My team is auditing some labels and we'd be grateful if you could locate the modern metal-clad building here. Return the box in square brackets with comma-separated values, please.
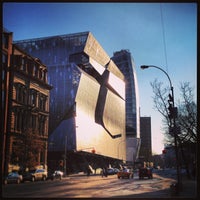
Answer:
[15, 32, 126, 171]
[112, 49, 140, 163]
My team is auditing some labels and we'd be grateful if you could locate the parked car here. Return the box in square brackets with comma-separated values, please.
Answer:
[139, 167, 153, 179]
[4, 172, 23, 184]
[48, 170, 64, 180]
[23, 169, 48, 182]
[117, 168, 134, 179]
[107, 168, 119, 175]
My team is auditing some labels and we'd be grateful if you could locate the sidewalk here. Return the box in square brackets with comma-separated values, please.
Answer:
[177, 176, 197, 198]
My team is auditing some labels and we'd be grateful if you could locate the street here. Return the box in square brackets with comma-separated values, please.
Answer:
[3, 169, 190, 198]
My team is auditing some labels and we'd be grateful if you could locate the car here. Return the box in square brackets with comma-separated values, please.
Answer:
[139, 167, 153, 179]
[107, 168, 116, 175]
[117, 168, 134, 179]
[4, 172, 23, 184]
[100, 168, 119, 176]
[48, 170, 64, 180]
[22, 169, 48, 182]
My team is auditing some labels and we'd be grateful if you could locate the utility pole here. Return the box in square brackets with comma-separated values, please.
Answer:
[140, 65, 181, 195]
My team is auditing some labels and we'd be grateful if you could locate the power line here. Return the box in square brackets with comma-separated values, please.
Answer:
[160, 3, 169, 73]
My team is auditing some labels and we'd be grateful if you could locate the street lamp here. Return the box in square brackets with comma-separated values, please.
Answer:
[140, 65, 181, 194]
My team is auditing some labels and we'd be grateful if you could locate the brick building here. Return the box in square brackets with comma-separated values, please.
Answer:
[2, 29, 52, 175]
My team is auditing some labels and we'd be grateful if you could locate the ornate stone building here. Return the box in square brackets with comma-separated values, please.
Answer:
[2, 29, 52, 174]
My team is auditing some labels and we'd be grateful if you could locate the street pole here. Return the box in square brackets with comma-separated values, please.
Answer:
[140, 65, 181, 194]
[64, 135, 67, 176]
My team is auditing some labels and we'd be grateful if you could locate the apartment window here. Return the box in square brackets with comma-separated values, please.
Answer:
[43, 71, 47, 83]
[38, 115, 46, 136]
[40, 151, 44, 163]
[15, 83, 27, 104]
[14, 55, 22, 70]
[14, 110, 26, 132]
[2, 53, 8, 67]
[21, 57, 27, 72]
[38, 94, 47, 111]
[15, 110, 22, 132]
[2, 54, 7, 83]
[38, 68, 43, 80]
[27, 58, 34, 76]
[29, 89, 37, 107]
[3, 33, 9, 49]
[33, 63, 39, 78]
[31, 114, 37, 133]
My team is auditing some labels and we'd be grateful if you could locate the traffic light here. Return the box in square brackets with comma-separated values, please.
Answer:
[168, 105, 178, 119]
[167, 93, 178, 119]
[168, 102, 173, 119]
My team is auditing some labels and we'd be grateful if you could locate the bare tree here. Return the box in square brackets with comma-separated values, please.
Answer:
[177, 82, 197, 143]
[150, 80, 197, 178]
[150, 80, 197, 144]
[150, 79, 172, 144]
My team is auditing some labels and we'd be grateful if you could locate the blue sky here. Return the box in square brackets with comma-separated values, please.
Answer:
[3, 2, 197, 154]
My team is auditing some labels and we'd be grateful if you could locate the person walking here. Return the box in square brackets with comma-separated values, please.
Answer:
[87, 166, 91, 176]
[102, 167, 107, 177]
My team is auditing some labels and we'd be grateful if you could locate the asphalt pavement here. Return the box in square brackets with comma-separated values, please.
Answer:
[2, 169, 197, 198]
[66, 169, 197, 198]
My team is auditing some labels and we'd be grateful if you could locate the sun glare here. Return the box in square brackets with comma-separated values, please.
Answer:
[108, 73, 125, 99]
[76, 109, 103, 151]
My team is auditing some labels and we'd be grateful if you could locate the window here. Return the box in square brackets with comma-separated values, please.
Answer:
[14, 110, 27, 132]
[33, 63, 39, 78]
[14, 55, 22, 70]
[27, 58, 34, 76]
[3, 33, 9, 49]
[21, 57, 27, 72]
[29, 89, 37, 107]
[39, 68, 43, 80]
[38, 94, 47, 111]
[2, 53, 8, 67]
[15, 83, 27, 104]
[40, 151, 44, 163]
[43, 71, 47, 82]
[15, 111, 22, 132]
[38, 115, 46, 135]
[31, 114, 37, 133]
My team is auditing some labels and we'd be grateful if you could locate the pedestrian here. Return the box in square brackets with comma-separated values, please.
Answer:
[101, 168, 104, 177]
[87, 166, 91, 176]
[102, 167, 107, 177]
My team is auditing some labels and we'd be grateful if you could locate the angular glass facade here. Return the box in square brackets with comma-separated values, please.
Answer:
[112, 49, 140, 162]
[112, 50, 140, 137]
[15, 32, 126, 164]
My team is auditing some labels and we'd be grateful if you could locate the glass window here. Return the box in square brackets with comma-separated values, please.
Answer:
[3, 33, 9, 49]
[31, 114, 37, 133]
[29, 89, 37, 107]
[38, 94, 47, 111]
